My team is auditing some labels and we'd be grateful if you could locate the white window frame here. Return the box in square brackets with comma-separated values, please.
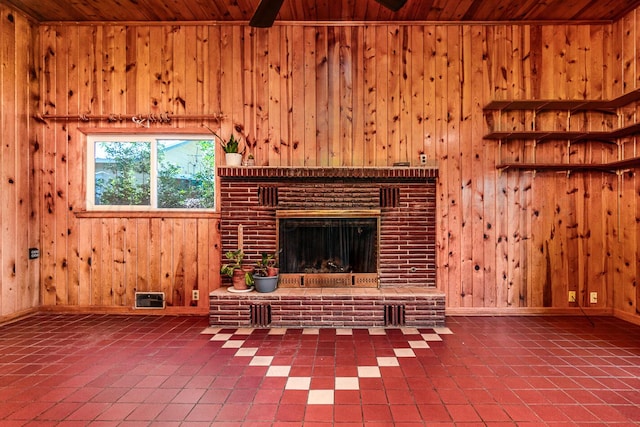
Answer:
[86, 133, 215, 211]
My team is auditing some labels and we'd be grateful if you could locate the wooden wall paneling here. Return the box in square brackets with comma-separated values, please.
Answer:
[288, 25, 303, 165]
[172, 25, 186, 118]
[54, 25, 70, 307]
[18, 14, 38, 312]
[434, 25, 450, 301]
[375, 25, 388, 166]
[135, 218, 149, 293]
[339, 26, 354, 166]
[161, 26, 176, 115]
[520, 26, 534, 307]
[387, 25, 401, 165]
[303, 27, 317, 166]
[267, 26, 282, 166]
[100, 218, 113, 305]
[280, 26, 293, 166]
[327, 27, 340, 166]
[351, 26, 365, 166]
[147, 26, 163, 115]
[243, 27, 256, 161]
[469, 25, 487, 307]
[183, 25, 198, 117]
[66, 26, 81, 307]
[409, 26, 424, 166]
[171, 218, 184, 306]
[184, 218, 197, 306]
[123, 219, 136, 306]
[231, 26, 245, 155]
[1, 7, 16, 314]
[129, 26, 145, 113]
[160, 218, 173, 304]
[77, 219, 92, 306]
[423, 26, 437, 165]
[112, 218, 126, 306]
[459, 25, 474, 307]
[148, 218, 162, 293]
[480, 26, 498, 307]
[315, 26, 329, 166]
[363, 25, 376, 166]
[447, 24, 463, 306]
[492, 25, 510, 307]
[89, 218, 101, 305]
[254, 28, 269, 165]
[505, 25, 524, 308]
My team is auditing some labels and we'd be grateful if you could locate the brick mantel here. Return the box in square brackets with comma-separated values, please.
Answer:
[218, 166, 438, 180]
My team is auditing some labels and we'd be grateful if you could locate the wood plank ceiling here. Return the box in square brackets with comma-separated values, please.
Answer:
[4, 0, 640, 23]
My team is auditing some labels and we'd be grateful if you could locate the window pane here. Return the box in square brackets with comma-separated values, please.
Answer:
[94, 141, 151, 206]
[157, 139, 215, 209]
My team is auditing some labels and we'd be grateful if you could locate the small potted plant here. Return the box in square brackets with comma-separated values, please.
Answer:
[220, 249, 254, 290]
[203, 125, 244, 166]
[252, 252, 278, 293]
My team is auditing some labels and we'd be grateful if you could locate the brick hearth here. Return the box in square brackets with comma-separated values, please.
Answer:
[209, 287, 445, 328]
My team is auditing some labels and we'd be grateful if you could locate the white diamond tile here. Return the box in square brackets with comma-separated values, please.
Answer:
[394, 348, 416, 358]
[357, 366, 381, 378]
[285, 376, 312, 390]
[210, 333, 233, 341]
[266, 365, 291, 377]
[377, 356, 400, 367]
[408, 340, 430, 349]
[249, 356, 274, 366]
[433, 327, 453, 335]
[336, 329, 353, 335]
[221, 340, 245, 348]
[421, 333, 442, 341]
[308, 389, 334, 405]
[235, 347, 258, 357]
[335, 377, 359, 390]
[268, 328, 287, 335]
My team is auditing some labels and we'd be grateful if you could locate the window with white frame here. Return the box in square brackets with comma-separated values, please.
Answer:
[86, 134, 216, 210]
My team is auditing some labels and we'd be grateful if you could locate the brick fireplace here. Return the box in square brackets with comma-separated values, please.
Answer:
[209, 166, 445, 327]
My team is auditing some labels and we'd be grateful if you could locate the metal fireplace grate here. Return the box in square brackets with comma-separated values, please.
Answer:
[250, 304, 272, 326]
[384, 304, 406, 326]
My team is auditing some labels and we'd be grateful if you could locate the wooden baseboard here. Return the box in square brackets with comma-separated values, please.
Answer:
[37, 305, 209, 316]
[613, 309, 640, 326]
[445, 307, 614, 316]
[0, 307, 39, 326]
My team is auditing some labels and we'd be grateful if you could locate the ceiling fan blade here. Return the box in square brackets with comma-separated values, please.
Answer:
[249, 0, 286, 27]
[374, 0, 408, 12]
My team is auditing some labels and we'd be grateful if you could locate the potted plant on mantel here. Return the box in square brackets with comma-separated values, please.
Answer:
[220, 249, 254, 291]
[203, 125, 244, 166]
[252, 252, 279, 293]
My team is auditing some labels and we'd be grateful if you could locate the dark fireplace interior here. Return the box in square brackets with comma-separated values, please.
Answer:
[279, 217, 378, 275]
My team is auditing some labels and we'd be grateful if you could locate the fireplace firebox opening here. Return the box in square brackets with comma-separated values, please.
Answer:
[277, 209, 380, 288]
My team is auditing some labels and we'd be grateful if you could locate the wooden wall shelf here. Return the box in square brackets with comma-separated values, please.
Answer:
[485, 90, 640, 172]
[496, 156, 640, 173]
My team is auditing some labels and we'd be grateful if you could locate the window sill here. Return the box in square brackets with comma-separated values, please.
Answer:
[75, 210, 220, 219]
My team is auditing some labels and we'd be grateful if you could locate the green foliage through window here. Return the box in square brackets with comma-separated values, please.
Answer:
[92, 136, 215, 209]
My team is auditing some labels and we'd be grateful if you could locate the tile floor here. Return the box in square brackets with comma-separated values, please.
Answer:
[0, 313, 639, 426]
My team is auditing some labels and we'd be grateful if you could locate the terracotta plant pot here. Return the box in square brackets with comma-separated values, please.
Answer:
[232, 268, 247, 290]
[266, 266, 279, 277]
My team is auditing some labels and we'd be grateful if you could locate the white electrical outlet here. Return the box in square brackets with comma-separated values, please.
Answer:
[589, 292, 597, 304]
[192, 290, 199, 301]
[419, 153, 427, 165]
